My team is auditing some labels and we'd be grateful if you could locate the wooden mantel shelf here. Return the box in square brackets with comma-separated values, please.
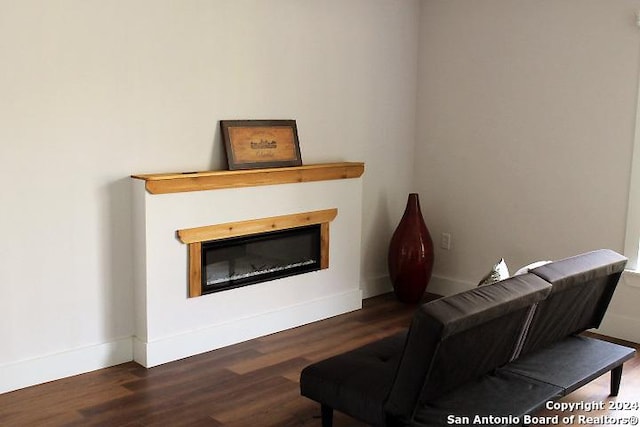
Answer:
[131, 162, 365, 194]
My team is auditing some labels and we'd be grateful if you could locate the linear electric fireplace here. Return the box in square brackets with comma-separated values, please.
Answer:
[201, 225, 320, 294]
[177, 208, 337, 298]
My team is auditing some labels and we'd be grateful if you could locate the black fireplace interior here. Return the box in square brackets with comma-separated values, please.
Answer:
[201, 224, 321, 294]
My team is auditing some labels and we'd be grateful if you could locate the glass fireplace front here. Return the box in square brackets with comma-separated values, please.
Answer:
[200, 224, 321, 295]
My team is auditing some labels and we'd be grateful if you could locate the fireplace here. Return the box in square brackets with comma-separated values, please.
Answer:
[201, 224, 321, 295]
[177, 208, 337, 298]
[131, 163, 364, 367]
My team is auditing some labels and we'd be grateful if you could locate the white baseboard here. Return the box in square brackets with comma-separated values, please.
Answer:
[361, 274, 472, 300]
[0, 337, 132, 395]
[360, 275, 393, 299]
[1, 290, 364, 393]
[4, 273, 632, 396]
[134, 289, 363, 368]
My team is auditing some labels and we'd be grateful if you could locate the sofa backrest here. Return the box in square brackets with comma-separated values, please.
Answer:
[384, 273, 552, 423]
[519, 249, 627, 356]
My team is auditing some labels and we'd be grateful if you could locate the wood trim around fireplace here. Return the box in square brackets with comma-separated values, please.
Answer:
[177, 209, 337, 244]
[131, 162, 364, 194]
[178, 208, 338, 298]
[188, 243, 202, 299]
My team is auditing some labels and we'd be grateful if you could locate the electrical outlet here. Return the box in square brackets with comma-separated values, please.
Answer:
[440, 232, 451, 250]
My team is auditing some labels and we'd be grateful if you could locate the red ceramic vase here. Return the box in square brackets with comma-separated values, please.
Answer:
[388, 193, 434, 303]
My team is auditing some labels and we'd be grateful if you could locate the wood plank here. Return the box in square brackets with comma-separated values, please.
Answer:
[189, 242, 202, 298]
[131, 162, 365, 194]
[320, 222, 330, 270]
[177, 209, 337, 244]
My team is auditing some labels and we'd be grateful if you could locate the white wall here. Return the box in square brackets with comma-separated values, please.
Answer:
[416, 0, 640, 342]
[0, 0, 419, 393]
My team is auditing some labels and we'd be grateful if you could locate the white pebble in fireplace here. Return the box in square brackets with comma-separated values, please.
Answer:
[131, 163, 364, 367]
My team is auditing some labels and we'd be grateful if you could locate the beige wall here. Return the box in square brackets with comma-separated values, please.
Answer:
[415, 0, 640, 341]
[417, 0, 639, 284]
[0, 0, 419, 392]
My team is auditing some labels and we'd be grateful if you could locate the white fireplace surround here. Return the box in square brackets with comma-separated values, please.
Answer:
[131, 165, 364, 367]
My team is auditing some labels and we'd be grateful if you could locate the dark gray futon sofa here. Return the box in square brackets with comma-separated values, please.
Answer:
[300, 249, 636, 426]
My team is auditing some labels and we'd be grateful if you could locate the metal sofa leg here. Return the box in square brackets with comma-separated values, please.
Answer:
[610, 365, 623, 396]
[321, 404, 333, 427]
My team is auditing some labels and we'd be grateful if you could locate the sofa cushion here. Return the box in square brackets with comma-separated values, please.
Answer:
[300, 332, 407, 426]
[520, 249, 627, 355]
[502, 335, 635, 394]
[411, 371, 563, 427]
[385, 274, 552, 423]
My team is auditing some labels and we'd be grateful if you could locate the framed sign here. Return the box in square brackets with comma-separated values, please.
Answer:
[220, 120, 303, 170]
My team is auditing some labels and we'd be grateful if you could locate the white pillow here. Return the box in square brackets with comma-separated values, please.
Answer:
[514, 260, 552, 276]
[478, 258, 510, 286]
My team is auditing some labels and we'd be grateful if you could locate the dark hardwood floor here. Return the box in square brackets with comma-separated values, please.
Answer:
[0, 293, 638, 426]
